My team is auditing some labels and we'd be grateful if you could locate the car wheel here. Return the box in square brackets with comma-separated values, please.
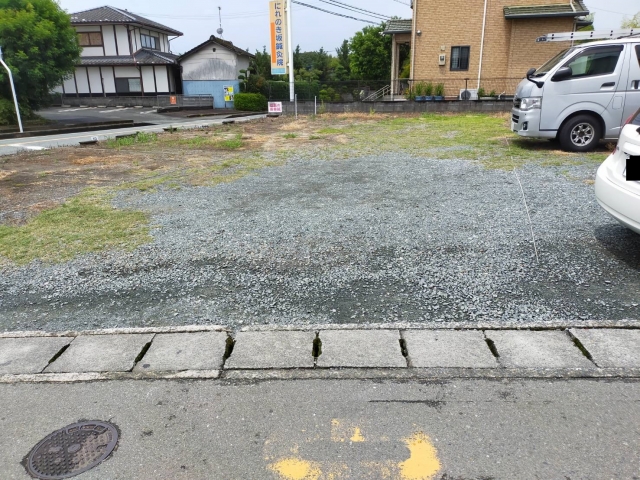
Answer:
[559, 115, 602, 152]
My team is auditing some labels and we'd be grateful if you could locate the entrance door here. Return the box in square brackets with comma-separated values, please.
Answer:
[622, 44, 640, 126]
[540, 44, 626, 136]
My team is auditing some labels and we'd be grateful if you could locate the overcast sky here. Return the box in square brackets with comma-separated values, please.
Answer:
[57, 0, 639, 55]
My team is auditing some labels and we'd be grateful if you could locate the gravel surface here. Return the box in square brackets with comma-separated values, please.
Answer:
[1, 153, 639, 331]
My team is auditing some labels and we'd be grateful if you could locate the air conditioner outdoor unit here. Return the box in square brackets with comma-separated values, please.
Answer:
[459, 89, 478, 101]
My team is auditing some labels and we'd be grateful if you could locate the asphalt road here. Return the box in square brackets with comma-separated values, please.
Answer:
[37, 105, 176, 125]
[1, 377, 639, 479]
[0, 113, 265, 155]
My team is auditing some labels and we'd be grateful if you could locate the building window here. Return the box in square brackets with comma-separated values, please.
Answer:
[450, 46, 470, 71]
[115, 78, 142, 93]
[141, 34, 159, 50]
[78, 32, 103, 47]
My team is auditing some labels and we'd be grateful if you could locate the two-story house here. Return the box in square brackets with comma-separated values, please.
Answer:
[385, 0, 592, 97]
[54, 6, 183, 97]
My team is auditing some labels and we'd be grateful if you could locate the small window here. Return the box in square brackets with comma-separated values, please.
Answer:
[141, 34, 159, 50]
[450, 46, 470, 71]
[563, 45, 623, 78]
[78, 32, 103, 46]
[115, 78, 142, 93]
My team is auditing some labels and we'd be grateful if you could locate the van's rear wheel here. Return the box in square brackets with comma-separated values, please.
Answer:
[559, 115, 602, 152]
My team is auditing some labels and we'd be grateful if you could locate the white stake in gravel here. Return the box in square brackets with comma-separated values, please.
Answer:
[505, 137, 540, 264]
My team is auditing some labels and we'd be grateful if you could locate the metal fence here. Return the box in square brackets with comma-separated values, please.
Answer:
[156, 94, 214, 108]
[399, 78, 524, 100]
[257, 77, 524, 102]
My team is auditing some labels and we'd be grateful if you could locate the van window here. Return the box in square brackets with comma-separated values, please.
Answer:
[534, 47, 577, 76]
[636, 45, 640, 66]
[563, 45, 623, 78]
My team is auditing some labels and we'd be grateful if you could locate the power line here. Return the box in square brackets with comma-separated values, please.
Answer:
[316, 0, 391, 20]
[292, 0, 379, 23]
[391, 0, 412, 6]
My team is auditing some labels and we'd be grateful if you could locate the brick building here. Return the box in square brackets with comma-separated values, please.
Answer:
[385, 0, 591, 97]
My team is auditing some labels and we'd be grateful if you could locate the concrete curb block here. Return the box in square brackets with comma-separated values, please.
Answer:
[0, 325, 229, 339]
[0, 369, 221, 384]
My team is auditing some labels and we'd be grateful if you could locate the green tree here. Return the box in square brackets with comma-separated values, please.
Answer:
[254, 46, 273, 80]
[0, 0, 80, 114]
[349, 24, 391, 81]
[335, 39, 350, 76]
[621, 11, 640, 28]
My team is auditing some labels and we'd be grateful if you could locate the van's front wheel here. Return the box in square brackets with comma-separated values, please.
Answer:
[559, 115, 602, 152]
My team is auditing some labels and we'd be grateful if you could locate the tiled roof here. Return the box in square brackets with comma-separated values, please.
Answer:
[504, 1, 589, 18]
[79, 49, 179, 66]
[178, 36, 255, 61]
[70, 6, 183, 36]
[383, 19, 413, 34]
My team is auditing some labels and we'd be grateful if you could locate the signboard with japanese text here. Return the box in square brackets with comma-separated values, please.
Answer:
[224, 85, 234, 102]
[269, 1, 288, 75]
[268, 102, 283, 113]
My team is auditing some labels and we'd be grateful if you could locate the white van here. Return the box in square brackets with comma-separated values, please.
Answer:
[511, 37, 640, 151]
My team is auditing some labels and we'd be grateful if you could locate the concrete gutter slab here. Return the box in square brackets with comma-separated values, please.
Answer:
[45, 334, 154, 373]
[570, 329, 640, 368]
[225, 331, 315, 369]
[134, 332, 228, 372]
[317, 330, 406, 368]
[487, 330, 593, 368]
[0, 337, 72, 374]
[404, 330, 498, 368]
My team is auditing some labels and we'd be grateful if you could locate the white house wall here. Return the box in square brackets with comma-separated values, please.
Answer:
[81, 46, 103, 57]
[114, 66, 140, 78]
[154, 65, 169, 92]
[62, 76, 76, 94]
[115, 25, 130, 55]
[75, 67, 90, 94]
[181, 44, 240, 81]
[102, 67, 116, 93]
[141, 66, 156, 92]
[102, 26, 117, 56]
[87, 67, 102, 93]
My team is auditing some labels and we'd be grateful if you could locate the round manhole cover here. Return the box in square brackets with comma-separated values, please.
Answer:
[24, 421, 119, 479]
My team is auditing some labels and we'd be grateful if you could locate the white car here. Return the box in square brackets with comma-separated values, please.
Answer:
[595, 108, 640, 234]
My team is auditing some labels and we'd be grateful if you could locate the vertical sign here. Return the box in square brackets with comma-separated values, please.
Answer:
[269, 1, 288, 75]
[223, 85, 234, 102]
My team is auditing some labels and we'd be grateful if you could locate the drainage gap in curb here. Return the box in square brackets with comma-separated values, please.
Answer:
[484, 336, 500, 359]
[223, 335, 236, 365]
[312, 333, 322, 359]
[399, 338, 408, 358]
[45, 342, 71, 368]
[131, 341, 153, 371]
[566, 330, 598, 366]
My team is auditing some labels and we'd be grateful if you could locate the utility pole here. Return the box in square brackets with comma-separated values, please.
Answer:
[0, 46, 23, 133]
[286, 0, 294, 102]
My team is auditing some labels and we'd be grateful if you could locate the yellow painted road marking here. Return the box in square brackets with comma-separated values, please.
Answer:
[398, 432, 441, 480]
[269, 457, 322, 480]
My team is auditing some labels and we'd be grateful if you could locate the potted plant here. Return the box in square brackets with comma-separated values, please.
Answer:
[405, 86, 416, 101]
[434, 83, 445, 101]
[424, 82, 434, 101]
[478, 87, 492, 100]
[414, 82, 425, 102]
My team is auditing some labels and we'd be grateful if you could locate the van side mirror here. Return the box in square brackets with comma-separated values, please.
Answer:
[552, 66, 573, 82]
[526, 68, 537, 77]
[525, 67, 544, 88]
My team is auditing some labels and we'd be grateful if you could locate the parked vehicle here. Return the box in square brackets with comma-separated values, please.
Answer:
[595, 108, 640, 234]
[511, 37, 640, 152]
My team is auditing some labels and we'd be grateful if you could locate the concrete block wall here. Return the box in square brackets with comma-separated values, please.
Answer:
[281, 100, 512, 115]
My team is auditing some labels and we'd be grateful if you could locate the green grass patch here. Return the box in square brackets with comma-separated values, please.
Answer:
[105, 131, 158, 148]
[283, 133, 297, 139]
[0, 189, 151, 265]
[316, 127, 344, 134]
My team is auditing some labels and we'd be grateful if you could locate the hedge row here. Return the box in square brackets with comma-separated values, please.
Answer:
[234, 93, 268, 112]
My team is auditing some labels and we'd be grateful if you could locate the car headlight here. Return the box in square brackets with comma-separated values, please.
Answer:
[520, 97, 542, 110]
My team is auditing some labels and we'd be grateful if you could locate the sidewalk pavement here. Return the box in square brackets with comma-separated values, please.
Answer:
[1, 325, 639, 382]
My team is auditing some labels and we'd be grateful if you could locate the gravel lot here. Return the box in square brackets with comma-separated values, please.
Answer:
[1, 146, 638, 332]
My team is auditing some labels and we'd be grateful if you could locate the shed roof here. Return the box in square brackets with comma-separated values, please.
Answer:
[178, 36, 255, 61]
[504, 1, 589, 19]
[383, 19, 413, 35]
[70, 6, 183, 36]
